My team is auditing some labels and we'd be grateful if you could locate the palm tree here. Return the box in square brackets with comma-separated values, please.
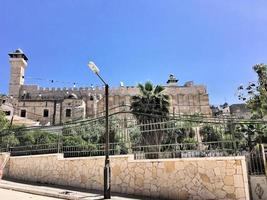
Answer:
[130, 82, 170, 147]
[131, 82, 170, 120]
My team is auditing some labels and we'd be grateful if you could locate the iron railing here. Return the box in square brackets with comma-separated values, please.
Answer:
[4, 142, 131, 157]
[132, 141, 246, 159]
[9, 143, 60, 156]
[2, 141, 249, 160]
[245, 144, 267, 175]
[63, 143, 130, 158]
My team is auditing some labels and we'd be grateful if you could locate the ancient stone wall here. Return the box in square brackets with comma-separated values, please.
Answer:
[14, 83, 211, 125]
[1, 154, 249, 200]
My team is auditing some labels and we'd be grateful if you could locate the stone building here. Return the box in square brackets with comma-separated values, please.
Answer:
[4, 49, 211, 125]
[229, 104, 252, 119]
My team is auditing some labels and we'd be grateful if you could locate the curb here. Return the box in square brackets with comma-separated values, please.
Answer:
[0, 183, 81, 200]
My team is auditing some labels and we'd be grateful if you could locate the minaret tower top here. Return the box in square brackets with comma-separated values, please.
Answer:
[166, 74, 178, 86]
[8, 48, 28, 61]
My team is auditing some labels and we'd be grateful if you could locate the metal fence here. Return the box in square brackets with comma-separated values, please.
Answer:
[3, 140, 247, 159]
[9, 143, 60, 156]
[63, 143, 130, 158]
[133, 140, 246, 159]
[246, 144, 266, 175]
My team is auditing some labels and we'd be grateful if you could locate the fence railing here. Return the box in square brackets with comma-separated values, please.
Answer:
[9, 143, 60, 157]
[63, 143, 130, 158]
[132, 141, 246, 159]
[1, 141, 249, 160]
[4, 142, 131, 158]
[0, 147, 9, 153]
[245, 144, 267, 175]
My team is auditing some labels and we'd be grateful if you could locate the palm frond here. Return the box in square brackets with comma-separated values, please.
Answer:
[144, 82, 153, 92]
[154, 85, 164, 95]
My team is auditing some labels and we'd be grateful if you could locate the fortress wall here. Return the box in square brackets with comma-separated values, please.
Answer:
[19, 84, 209, 99]
[15, 84, 211, 123]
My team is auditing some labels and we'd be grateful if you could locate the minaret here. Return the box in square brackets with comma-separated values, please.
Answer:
[8, 49, 28, 98]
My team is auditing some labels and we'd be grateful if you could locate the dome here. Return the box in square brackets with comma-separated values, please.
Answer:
[15, 48, 23, 53]
[67, 93, 78, 99]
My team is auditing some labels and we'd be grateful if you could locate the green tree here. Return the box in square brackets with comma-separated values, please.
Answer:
[238, 64, 267, 119]
[0, 110, 9, 132]
[18, 130, 58, 146]
[62, 116, 122, 146]
[131, 82, 170, 120]
[63, 135, 87, 146]
[130, 82, 170, 146]
[0, 110, 19, 148]
[200, 125, 222, 142]
[235, 123, 267, 149]
[1, 134, 19, 148]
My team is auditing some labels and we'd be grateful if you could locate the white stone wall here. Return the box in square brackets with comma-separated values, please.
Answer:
[1, 154, 249, 200]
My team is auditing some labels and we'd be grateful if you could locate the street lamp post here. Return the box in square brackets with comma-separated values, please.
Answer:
[88, 61, 111, 199]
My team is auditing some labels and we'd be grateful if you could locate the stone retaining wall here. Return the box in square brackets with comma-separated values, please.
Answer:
[1, 154, 249, 200]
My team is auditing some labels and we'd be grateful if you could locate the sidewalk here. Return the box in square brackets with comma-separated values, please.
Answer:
[0, 179, 148, 200]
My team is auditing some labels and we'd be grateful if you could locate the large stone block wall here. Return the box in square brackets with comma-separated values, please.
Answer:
[16, 83, 211, 125]
[1, 154, 249, 200]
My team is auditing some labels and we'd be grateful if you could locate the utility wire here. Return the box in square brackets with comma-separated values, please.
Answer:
[25, 76, 105, 88]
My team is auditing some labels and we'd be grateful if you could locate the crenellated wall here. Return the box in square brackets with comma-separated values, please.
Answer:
[1, 154, 249, 200]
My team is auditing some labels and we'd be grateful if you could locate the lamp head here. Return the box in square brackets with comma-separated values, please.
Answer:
[88, 61, 100, 74]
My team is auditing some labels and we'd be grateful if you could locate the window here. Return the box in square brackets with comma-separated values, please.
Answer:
[43, 109, 49, 117]
[4, 111, 10, 116]
[26, 93, 30, 99]
[20, 109, 26, 118]
[66, 109, 71, 117]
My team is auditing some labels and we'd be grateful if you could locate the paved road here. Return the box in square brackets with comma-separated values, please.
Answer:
[0, 180, 148, 200]
[0, 188, 62, 200]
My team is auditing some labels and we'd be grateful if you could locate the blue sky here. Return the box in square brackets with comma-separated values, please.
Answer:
[1, 0, 267, 105]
